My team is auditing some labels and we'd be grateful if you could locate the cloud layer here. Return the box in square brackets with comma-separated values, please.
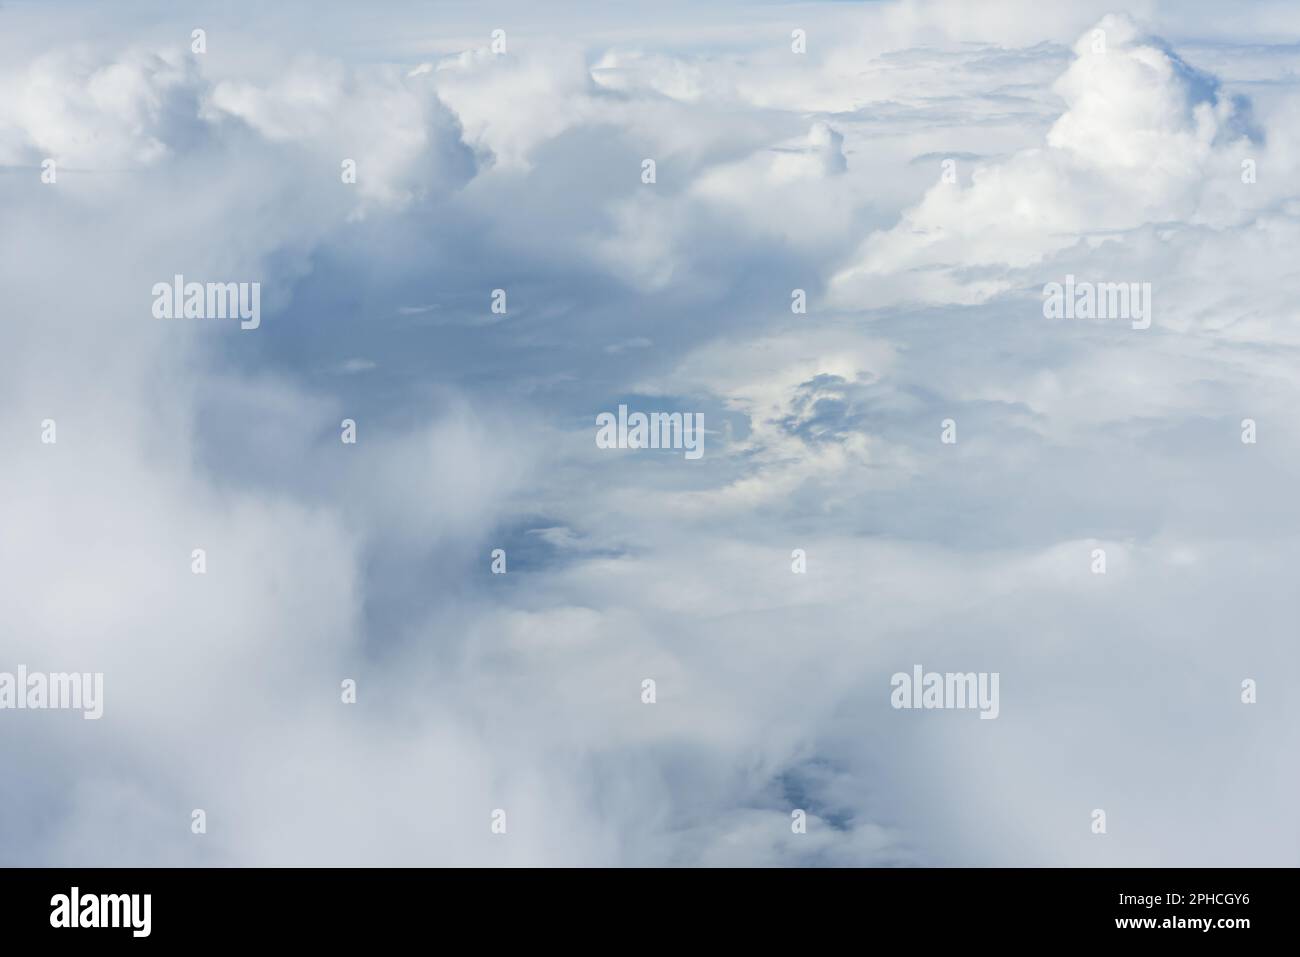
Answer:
[1, 0, 1297, 866]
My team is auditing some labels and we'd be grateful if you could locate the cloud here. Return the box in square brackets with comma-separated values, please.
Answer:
[830, 14, 1260, 308]
[1, 1, 1297, 868]
[0, 48, 205, 167]
[207, 58, 478, 208]
[423, 44, 597, 172]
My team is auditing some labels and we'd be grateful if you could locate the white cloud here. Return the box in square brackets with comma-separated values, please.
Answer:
[0, 48, 204, 167]
[830, 14, 1259, 308]
[2, 1, 1297, 868]
[207, 58, 477, 208]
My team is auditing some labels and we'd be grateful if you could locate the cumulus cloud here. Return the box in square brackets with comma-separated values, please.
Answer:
[0, 48, 205, 167]
[207, 59, 478, 207]
[830, 14, 1261, 307]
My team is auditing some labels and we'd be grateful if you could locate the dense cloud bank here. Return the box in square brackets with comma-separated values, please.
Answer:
[1, 0, 1296, 865]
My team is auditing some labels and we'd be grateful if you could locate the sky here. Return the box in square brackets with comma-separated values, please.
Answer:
[0, 0, 1297, 866]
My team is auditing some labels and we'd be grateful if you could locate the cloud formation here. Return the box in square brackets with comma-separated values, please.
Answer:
[1, 0, 1297, 867]
[831, 14, 1262, 307]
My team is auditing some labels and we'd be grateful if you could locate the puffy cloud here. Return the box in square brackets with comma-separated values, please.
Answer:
[590, 120, 863, 291]
[830, 14, 1260, 307]
[0, 48, 205, 167]
[207, 59, 478, 208]
[0, 43, 477, 213]
[422, 44, 598, 172]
